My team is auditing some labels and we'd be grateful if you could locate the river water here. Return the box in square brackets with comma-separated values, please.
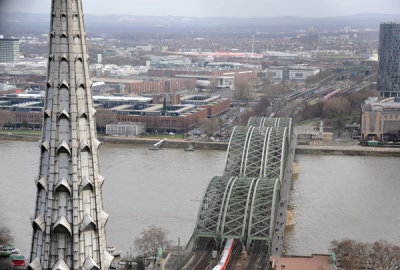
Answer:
[284, 154, 400, 255]
[0, 140, 399, 257]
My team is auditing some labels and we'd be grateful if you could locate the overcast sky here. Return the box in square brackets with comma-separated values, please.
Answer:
[1, 0, 399, 17]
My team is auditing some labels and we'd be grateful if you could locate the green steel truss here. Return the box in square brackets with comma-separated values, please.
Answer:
[223, 126, 253, 177]
[262, 117, 279, 128]
[263, 127, 288, 182]
[220, 178, 256, 240]
[248, 116, 292, 136]
[195, 176, 233, 238]
[247, 117, 263, 127]
[194, 117, 292, 251]
[247, 178, 280, 249]
[242, 127, 270, 178]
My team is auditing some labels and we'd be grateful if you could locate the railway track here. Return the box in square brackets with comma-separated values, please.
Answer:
[225, 241, 243, 270]
[245, 240, 268, 270]
[180, 238, 215, 270]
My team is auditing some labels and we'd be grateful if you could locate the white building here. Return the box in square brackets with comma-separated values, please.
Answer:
[106, 122, 146, 137]
[265, 65, 320, 81]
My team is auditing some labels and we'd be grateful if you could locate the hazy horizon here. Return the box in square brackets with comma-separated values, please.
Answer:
[0, 0, 399, 18]
[1, 10, 400, 19]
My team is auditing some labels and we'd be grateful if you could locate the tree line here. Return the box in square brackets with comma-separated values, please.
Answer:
[331, 239, 400, 270]
[0, 226, 13, 245]
[297, 90, 376, 130]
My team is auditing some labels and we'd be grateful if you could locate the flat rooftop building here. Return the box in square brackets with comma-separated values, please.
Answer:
[265, 65, 320, 81]
[113, 103, 207, 133]
[181, 95, 231, 117]
[111, 95, 230, 132]
[0, 92, 230, 133]
[92, 77, 196, 94]
[175, 74, 234, 89]
[148, 67, 257, 82]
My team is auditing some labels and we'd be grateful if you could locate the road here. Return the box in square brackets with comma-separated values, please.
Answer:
[270, 129, 298, 256]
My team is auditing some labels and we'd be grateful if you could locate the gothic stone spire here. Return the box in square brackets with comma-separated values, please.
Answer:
[28, 1, 112, 269]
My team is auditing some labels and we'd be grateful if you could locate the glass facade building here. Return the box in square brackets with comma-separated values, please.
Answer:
[378, 23, 400, 98]
[0, 39, 19, 63]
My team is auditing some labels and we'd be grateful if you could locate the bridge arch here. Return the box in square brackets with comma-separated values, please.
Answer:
[193, 117, 292, 256]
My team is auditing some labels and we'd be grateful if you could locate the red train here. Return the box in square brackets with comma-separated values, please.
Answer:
[212, 239, 235, 270]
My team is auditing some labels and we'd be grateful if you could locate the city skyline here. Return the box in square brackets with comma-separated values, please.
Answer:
[1, 0, 400, 18]
[1, 0, 400, 268]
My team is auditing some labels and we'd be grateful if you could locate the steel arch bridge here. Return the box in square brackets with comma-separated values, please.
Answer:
[193, 117, 292, 253]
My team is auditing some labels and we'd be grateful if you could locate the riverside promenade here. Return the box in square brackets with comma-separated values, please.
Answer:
[1, 132, 400, 156]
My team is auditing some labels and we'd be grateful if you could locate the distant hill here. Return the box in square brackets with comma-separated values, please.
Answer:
[1, 12, 399, 36]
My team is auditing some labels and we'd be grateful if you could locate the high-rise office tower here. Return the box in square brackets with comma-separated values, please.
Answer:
[378, 23, 400, 98]
[28, 1, 113, 269]
[0, 38, 19, 62]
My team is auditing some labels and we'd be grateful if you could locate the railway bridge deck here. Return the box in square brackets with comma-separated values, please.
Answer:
[180, 117, 296, 270]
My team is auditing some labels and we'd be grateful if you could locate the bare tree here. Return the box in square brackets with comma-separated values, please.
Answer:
[234, 80, 252, 100]
[238, 96, 271, 124]
[216, 116, 224, 137]
[0, 226, 13, 245]
[95, 109, 116, 132]
[239, 110, 255, 125]
[199, 118, 219, 137]
[252, 96, 271, 117]
[330, 239, 400, 270]
[305, 69, 334, 85]
[208, 77, 219, 93]
[286, 79, 298, 91]
[370, 240, 400, 270]
[322, 97, 351, 119]
[330, 239, 359, 269]
[134, 225, 171, 259]
[0, 110, 16, 128]
[263, 81, 289, 97]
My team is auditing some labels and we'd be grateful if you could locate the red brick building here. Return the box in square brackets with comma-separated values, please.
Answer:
[202, 98, 231, 118]
[115, 107, 207, 133]
[148, 68, 258, 81]
[14, 111, 42, 128]
[181, 95, 231, 118]
[0, 93, 230, 134]
[152, 94, 181, 105]
[92, 77, 196, 94]
[113, 95, 230, 133]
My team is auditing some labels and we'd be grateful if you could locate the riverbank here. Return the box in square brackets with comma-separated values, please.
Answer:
[296, 144, 400, 157]
[1, 132, 400, 156]
[101, 136, 228, 150]
[0, 132, 228, 150]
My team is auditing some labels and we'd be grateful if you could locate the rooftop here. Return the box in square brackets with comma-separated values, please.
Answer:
[93, 95, 152, 102]
[363, 97, 400, 108]
[0, 38, 19, 42]
[92, 77, 143, 84]
[92, 77, 192, 84]
[271, 254, 334, 270]
[149, 66, 256, 72]
[267, 65, 320, 70]
[181, 95, 221, 104]
[176, 74, 234, 79]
